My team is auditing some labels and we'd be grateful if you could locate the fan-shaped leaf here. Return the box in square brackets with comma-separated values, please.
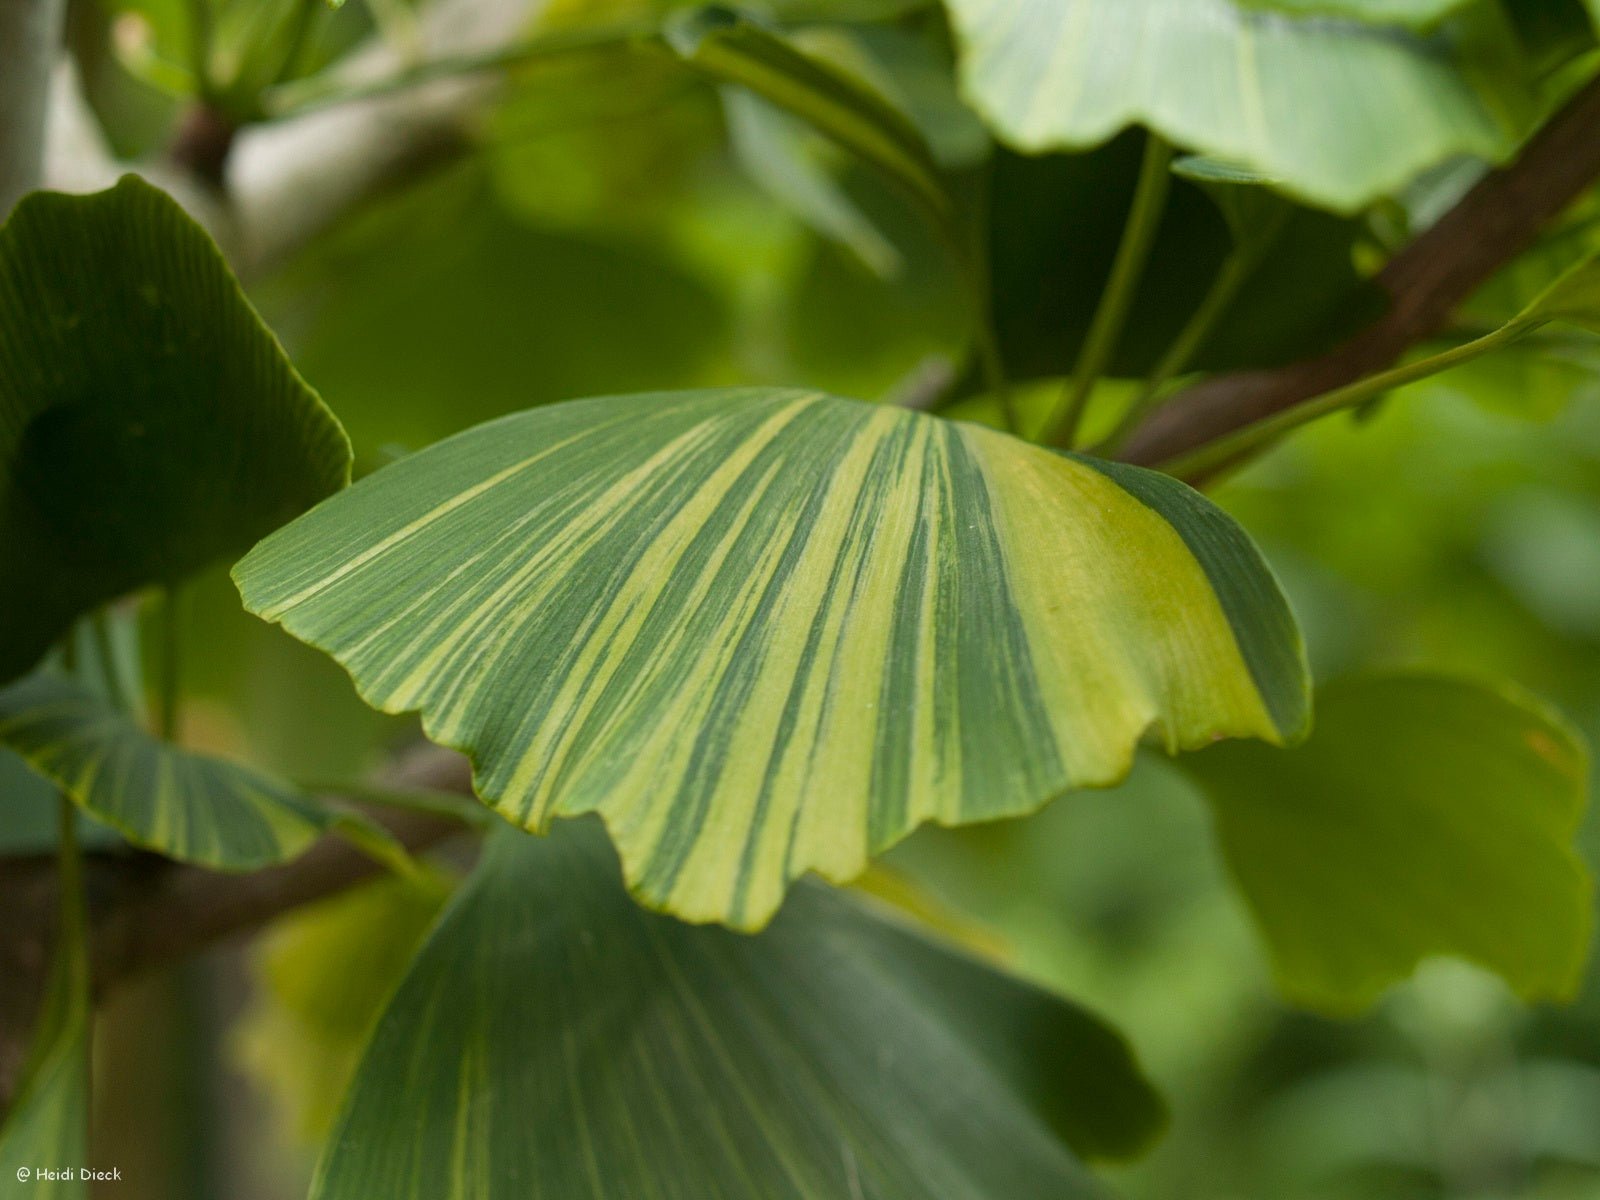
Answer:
[0, 674, 341, 870]
[1183, 674, 1593, 1013]
[944, 0, 1535, 211]
[236, 387, 1307, 927]
[0, 176, 351, 683]
[312, 821, 1166, 1200]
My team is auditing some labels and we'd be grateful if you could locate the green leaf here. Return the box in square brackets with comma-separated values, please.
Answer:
[722, 87, 905, 276]
[665, 7, 952, 225]
[1182, 674, 1593, 1014]
[0, 176, 351, 683]
[235, 387, 1307, 928]
[1234, 0, 1473, 28]
[944, 0, 1536, 211]
[0, 750, 121, 855]
[236, 873, 452, 1143]
[0, 673, 339, 870]
[1170, 155, 1290, 248]
[251, 167, 728, 457]
[1521, 252, 1600, 334]
[792, 23, 990, 171]
[311, 821, 1166, 1199]
[0, 806, 90, 1199]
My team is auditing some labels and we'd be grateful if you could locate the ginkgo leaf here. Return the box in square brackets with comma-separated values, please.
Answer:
[311, 820, 1166, 1200]
[943, 0, 1535, 211]
[1183, 674, 1593, 1014]
[236, 873, 453, 1143]
[235, 387, 1308, 928]
[0, 673, 339, 870]
[0, 175, 351, 683]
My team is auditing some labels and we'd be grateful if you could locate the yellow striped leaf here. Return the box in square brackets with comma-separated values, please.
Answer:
[0, 673, 340, 870]
[235, 388, 1308, 928]
[312, 821, 1166, 1199]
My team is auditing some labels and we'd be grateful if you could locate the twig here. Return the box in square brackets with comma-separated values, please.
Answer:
[1117, 75, 1600, 469]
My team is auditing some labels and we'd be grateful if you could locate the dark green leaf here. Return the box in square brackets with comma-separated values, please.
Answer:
[312, 821, 1166, 1199]
[982, 138, 1381, 387]
[0, 176, 351, 683]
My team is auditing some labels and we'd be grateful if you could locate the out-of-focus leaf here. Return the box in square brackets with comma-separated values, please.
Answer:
[791, 23, 990, 169]
[542, 0, 929, 29]
[1522, 253, 1600, 332]
[0, 673, 340, 869]
[1480, 487, 1600, 638]
[1407, 330, 1600, 422]
[723, 87, 904, 275]
[234, 873, 451, 1143]
[311, 821, 1167, 1199]
[665, 7, 952, 225]
[0, 805, 89, 1198]
[252, 168, 728, 456]
[778, 164, 972, 397]
[1235, 0, 1472, 27]
[0, 177, 350, 684]
[944, 0, 1536, 211]
[1171, 155, 1291, 248]
[0, 751, 119, 856]
[983, 138, 1380, 386]
[486, 41, 722, 234]
[1182, 673, 1593, 1013]
[236, 387, 1308, 928]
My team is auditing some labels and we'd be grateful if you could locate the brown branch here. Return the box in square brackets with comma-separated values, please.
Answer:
[0, 744, 473, 1109]
[1119, 74, 1600, 469]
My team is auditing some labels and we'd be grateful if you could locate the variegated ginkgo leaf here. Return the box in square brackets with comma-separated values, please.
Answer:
[311, 821, 1166, 1200]
[235, 388, 1308, 929]
[0, 673, 339, 870]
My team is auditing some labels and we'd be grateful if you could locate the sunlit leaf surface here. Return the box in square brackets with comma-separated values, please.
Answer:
[312, 821, 1166, 1199]
[944, 0, 1534, 210]
[236, 387, 1307, 927]
[1184, 674, 1593, 1013]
